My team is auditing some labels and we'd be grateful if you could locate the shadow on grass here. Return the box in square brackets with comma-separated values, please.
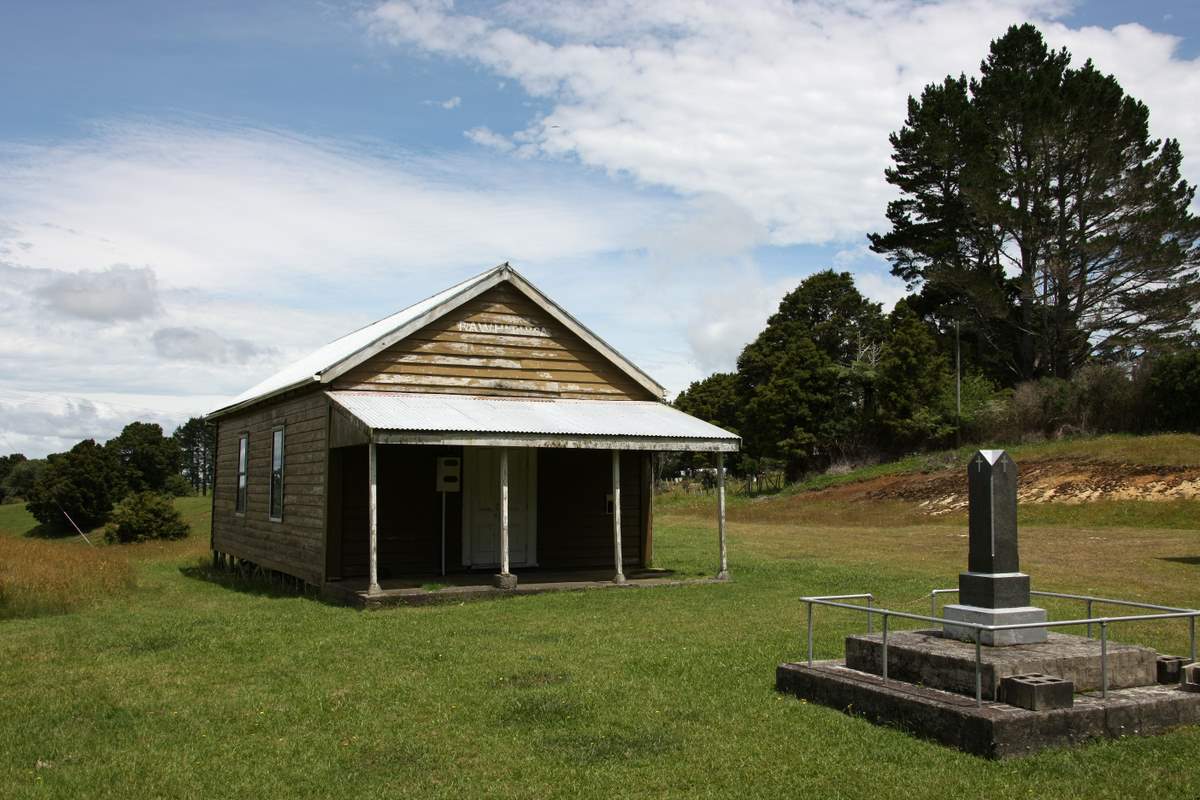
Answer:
[22, 520, 87, 540]
[178, 563, 344, 607]
[1159, 556, 1200, 566]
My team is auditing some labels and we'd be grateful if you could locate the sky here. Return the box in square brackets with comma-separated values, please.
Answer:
[1, 0, 1199, 457]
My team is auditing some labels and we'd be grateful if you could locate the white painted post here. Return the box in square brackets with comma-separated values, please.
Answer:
[368, 441, 380, 595]
[717, 452, 729, 580]
[499, 447, 510, 576]
[612, 450, 625, 584]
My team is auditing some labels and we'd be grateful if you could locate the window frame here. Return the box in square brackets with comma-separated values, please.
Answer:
[268, 426, 285, 522]
[235, 433, 249, 515]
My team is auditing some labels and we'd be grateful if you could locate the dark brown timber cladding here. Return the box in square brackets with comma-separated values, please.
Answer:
[331, 444, 464, 579]
[212, 390, 328, 584]
[538, 449, 644, 568]
[332, 282, 656, 400]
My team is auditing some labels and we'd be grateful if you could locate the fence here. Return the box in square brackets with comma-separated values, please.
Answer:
[802, 589, 1199, 707]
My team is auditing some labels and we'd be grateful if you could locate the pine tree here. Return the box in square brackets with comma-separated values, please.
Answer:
[871, 23, 1200, 382]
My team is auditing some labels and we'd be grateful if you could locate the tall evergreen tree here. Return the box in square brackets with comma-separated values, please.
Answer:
[871, 23, 1200, 382]
[875, 301, 953, 450]
[173, 417, 215, 495]
[106, 421, 179, 494]
[736, 270, 885, 477]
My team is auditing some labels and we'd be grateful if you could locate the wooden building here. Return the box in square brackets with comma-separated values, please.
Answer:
[207, 263, 739, 601]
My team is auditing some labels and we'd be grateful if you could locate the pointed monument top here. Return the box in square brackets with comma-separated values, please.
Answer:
[976, 449, 1008, 465]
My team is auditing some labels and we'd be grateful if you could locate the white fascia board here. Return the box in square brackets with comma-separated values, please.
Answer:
[206, 377, 319, 420]
[372, 430, 740, 452]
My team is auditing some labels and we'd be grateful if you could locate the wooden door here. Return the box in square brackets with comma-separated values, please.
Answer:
[463, 447, 537, 567]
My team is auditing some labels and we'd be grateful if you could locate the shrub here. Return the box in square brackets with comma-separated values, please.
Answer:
[103, 491, 190, 544]
[164, 473, 195, 497]
[1146, 348, 1200, 432]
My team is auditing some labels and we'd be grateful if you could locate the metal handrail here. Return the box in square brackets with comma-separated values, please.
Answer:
[802, 591, 1200, 708]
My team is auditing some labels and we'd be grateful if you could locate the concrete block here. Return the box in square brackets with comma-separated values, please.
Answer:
[943, 604, 1048, 646]
[1001, 674, 1074, 710]
[492, 573, 518, 590]
[1182, 663, 1200, 693]
[1156, 655, 1189, 684]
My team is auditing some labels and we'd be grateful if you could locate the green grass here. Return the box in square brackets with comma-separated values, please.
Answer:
[0, 501, 39, 538]
[1, 498, 1199, 798]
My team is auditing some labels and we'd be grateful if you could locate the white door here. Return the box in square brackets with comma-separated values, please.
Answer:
[463, 447, 537, 567]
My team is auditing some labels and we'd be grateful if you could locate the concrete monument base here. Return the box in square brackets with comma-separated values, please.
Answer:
[943, 604, 1048, 645]
[776, 660, 1200, 759]
[845, 630, 1156, 699]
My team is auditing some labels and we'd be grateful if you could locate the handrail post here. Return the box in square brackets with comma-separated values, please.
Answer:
[1100, 621, 1108, 699]
[806, 601, 814, 667]
[930, 591, 937, 620]
[1086, 599, 1094, 638]
[1190, 615, 1196, 664]
[974, 628, 982, 707]
[881, 613, 889, 684]
[866, 596, 874, 634]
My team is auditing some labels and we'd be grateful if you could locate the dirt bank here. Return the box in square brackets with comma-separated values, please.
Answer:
[807, 461, 1200, 516]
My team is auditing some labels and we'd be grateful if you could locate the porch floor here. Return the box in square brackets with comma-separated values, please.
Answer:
[322, 568, 726, 608]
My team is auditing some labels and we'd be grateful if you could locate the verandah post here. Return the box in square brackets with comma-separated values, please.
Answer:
[499, 446, 510, 577]
[717, 451, 729, 580]
[368, 440, 380, 595]
[612, 449, 625, 584]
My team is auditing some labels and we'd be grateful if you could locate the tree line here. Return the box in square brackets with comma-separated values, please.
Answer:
[0, 417, 215, 536]
[675, 24, 1200, 480]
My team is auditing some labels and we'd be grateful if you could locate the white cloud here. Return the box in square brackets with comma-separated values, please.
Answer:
[0, 120, 666, 292]
[0, 390, 195, 458]
[152, 326, 272, 364]
[685, 268, 795, 375]
[465, 125, 516, 151]
[366, 0, 1200, 243]
[33, 264, 160, 321]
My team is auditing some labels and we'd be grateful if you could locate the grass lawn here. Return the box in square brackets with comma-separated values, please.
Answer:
[1, 486, 1199, 799]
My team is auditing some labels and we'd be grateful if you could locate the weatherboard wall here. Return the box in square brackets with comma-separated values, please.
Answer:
[331, 282, 656, 401]
[212, 390, 329, 584]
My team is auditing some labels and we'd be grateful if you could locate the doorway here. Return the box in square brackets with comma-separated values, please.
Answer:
[462, 447, 537, 568]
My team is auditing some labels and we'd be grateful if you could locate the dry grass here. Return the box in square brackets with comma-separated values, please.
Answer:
[0, 537, 136, 619]
[0, 496, 212, 619]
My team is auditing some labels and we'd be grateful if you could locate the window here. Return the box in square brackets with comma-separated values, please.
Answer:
[235, 434, 249, 514]
[269, 427, 284, 521]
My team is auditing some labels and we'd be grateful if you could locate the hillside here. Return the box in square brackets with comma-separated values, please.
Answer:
[782, 435, 1200, 511]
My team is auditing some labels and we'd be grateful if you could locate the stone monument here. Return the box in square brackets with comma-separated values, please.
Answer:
[942, 449, 1047, 645]
[775, 448, 1200, 758]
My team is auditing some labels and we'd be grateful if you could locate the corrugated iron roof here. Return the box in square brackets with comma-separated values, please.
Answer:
[327, 391, 739, 443]
[214, 267, 495, 414]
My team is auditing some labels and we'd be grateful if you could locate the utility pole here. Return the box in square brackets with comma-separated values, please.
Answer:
[955, 320, 962, 448]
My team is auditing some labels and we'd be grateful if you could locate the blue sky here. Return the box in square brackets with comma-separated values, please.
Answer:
[1, 0, 1199, 456]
